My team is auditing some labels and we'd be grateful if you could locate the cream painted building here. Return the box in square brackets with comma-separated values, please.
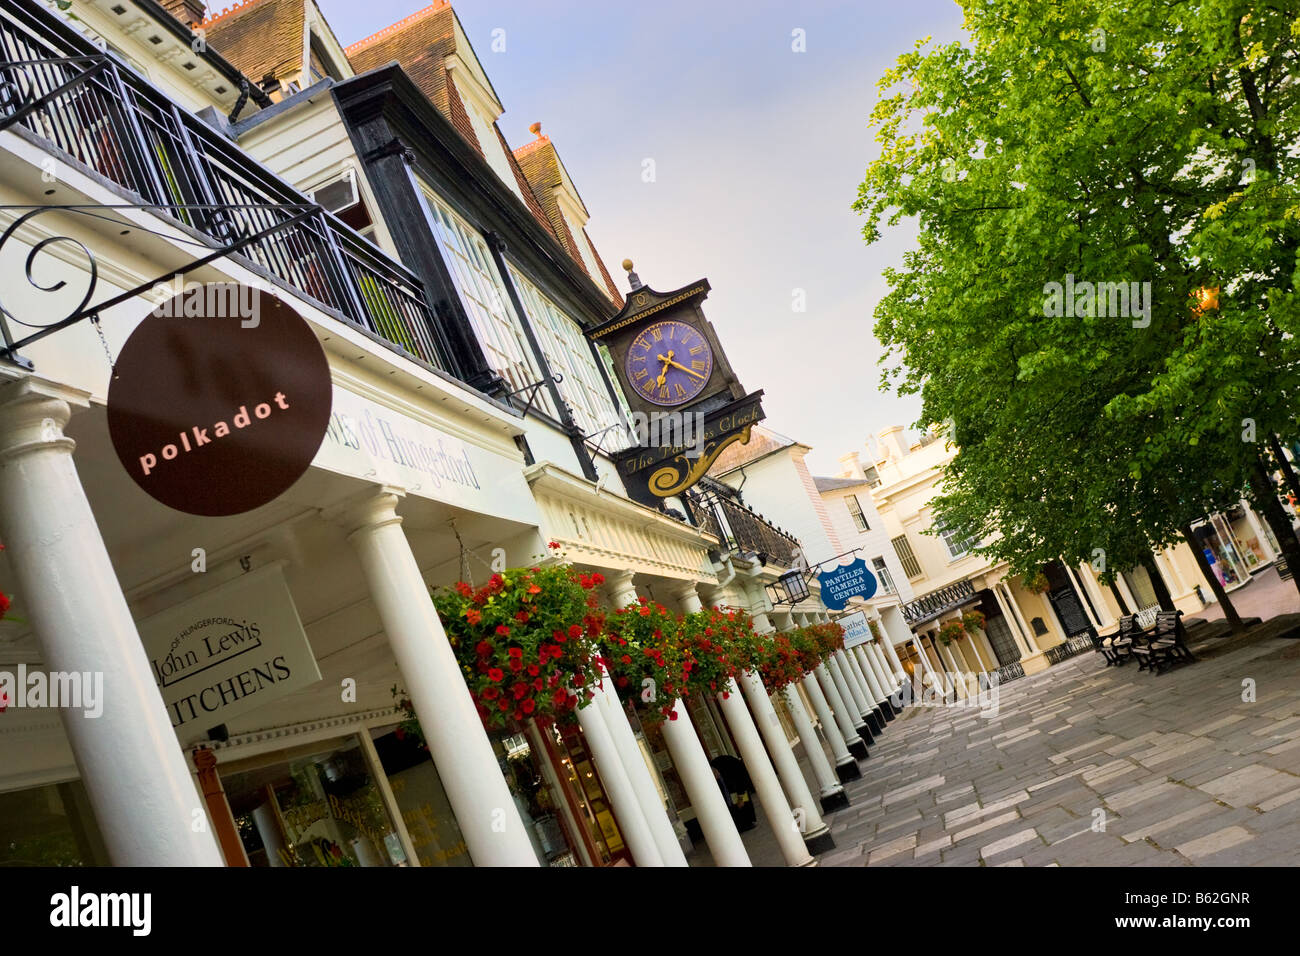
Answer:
[846, 423, 1281, 689]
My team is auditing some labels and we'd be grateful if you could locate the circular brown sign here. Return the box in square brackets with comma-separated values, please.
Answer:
[108, 285, 332, 516]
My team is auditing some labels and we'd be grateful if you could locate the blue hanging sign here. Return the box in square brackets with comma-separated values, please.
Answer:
[817, 558, 877, 610]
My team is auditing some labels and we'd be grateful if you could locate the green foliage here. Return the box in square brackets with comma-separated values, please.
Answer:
[856, 0, 1300, 578]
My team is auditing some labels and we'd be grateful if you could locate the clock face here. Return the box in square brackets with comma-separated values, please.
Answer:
[625, 320, 714, 406]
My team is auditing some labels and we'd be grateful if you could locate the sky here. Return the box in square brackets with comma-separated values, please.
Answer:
[318, 0, 969, 475]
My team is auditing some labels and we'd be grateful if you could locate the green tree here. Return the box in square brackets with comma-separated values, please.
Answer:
[856, 0, 1300, 623]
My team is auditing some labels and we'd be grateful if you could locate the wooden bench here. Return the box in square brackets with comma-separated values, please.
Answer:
[1096, 615, 1137, 665]
[1131, 610, 1195, 674]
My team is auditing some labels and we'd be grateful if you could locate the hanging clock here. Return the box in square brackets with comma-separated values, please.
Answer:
[624, 319, 715, 406]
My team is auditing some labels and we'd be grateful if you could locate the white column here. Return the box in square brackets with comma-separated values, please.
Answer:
[737, 670, 831, 850]
[718, 679, 813, 866]
[1003, 583, 1042, 651]
[660, 698, 750, 867]
[1063, 564, 1102, 629]
[938, 640, 969, 699]
[826, 654, 869, 740]
[599, 570, 689, 865]
[911, 636, 940, 694]
[962, 629, 994, 674]
[880, 630, 907, 680]
[854, 645, 888, 706]
[834, 650, 876, 732]
[672, 581, 704, 615]
[991, 585, 1032, 657]
[801, 672, 853, 767]
[1078, 563, 1118, 625]
[876, 642, 904, 693]
[815, 663, 866, 757]
[329, 490, 537, 866]
[575, 691, 663, 866]
[1113, 574, 1141, 617]
[594, 675, 688, 866]
[604, 568, 639, 610]
[0, 380, 223, 866]
[779, 683, 846, 809]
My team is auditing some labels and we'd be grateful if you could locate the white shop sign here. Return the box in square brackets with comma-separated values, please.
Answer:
[839, 611, 873, 649]
[137, 565, 321, 745]
[313, 386, 540, 526]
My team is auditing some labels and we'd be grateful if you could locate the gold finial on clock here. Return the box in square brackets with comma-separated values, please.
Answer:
[623, 258, 643, 291]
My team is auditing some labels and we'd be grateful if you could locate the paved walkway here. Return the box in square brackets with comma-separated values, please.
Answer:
[1190, 564, 1299, 625]
[813, 631, 1300, 867]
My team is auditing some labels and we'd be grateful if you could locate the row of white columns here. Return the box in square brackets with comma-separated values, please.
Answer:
[0, 376, 907, 867]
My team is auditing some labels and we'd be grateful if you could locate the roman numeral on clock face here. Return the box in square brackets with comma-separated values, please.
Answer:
[674, 383, 686, 398]
[691, 360, 705, 371]
[690, 345, 704, 355]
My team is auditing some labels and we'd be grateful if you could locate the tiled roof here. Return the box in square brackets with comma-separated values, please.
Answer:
[710, 426, 796, 475]
[812, 475, 872, 493]
[202, 0, 305, 85]
[346, 2, 460, 125]
[514, 133, 622, 305]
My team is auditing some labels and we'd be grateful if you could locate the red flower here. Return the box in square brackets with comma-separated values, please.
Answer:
[509, 659, 523, 672]
[620, 654, 632, 665]
[568, 624, 582, 639]
[668, 710, 679, 721]
[482, 687, 500, 700]
[528, 584, 542, 595]
[547, 541, 561, 550]
[0, 592, 9, 618]
[488, 668, 504, 682]
[508, 647, 523, 659]
[515, 611, 531, 623]
[499, 700, 510, 712]
[532, 678, 544, 691]
[475, 640, 491, 657]
[522, 699, 536, 714]
[616, 676, 629, 688]
[513, 682, 529, 700]
[527, 664, 539, 676]
[466, 609, 482, 626]
[591, 572, 605, 586]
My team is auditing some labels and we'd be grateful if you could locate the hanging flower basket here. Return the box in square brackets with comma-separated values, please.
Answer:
[961, 609, 986, 633]
[432, 562, 606, 732]
[1024, 570, 1050, 594]
[602, 601, 750, 722]
[937, 619, 966, 646]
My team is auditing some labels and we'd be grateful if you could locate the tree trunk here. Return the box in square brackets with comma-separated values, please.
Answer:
[1270, 433, 1300, 505]
[1248, 454, 1300, 608]
[1140, 554, 1176, 612]
[1180, 523, 1246, 635]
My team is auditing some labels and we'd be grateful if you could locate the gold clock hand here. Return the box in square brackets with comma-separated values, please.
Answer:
[664, 357, 707, 380]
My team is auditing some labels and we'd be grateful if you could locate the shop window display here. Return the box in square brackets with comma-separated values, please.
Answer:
[224, 736, 407, 867]
[373, 727, 471, 868]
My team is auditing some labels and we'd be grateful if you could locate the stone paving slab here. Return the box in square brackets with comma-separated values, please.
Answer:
[814, 631, 1300, 868]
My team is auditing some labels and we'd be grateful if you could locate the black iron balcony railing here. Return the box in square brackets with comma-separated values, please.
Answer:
[901, 579, 978, 624]
[687, 489, 804, 569]
[0, 0, 445, 369]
